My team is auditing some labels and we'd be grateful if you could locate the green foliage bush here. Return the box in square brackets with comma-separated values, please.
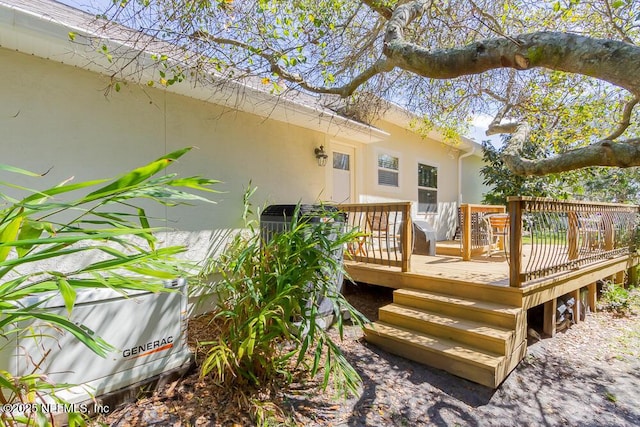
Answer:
[598, 281, 640, 316]
[198, 204, 366, 398]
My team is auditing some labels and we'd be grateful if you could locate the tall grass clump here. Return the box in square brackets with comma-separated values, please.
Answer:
[198, 203, 366, 400]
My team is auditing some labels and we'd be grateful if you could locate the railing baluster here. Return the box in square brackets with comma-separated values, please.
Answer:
[401, 202, 412, 272]
[339, 201, 412, 271]
[508, 197, 639, 287]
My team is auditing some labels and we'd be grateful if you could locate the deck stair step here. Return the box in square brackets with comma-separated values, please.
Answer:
[364, 286, 527, 388]
[364, 322, 511, 388]
[378, 303, 515, 355]
[393, 288, 522, 329]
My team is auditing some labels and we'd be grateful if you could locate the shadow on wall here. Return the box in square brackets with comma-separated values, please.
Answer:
[158, 227, 238, 317]
[424, 202, 458, 241]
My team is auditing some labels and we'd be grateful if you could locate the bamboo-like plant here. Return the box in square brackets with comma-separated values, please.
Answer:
[0, 147, 218, 426]
[198, 203, 366, 400]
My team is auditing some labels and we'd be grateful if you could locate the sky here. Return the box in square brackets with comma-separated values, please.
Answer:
[58, 0, 502, 147]
[469, 115, 502, 147]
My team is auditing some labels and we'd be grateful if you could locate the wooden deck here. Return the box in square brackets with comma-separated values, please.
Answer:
[339, 199, 639, 389]
[347, 246, 639, 388]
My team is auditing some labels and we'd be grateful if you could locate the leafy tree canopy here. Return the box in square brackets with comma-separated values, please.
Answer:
[95, 0, 639, 176]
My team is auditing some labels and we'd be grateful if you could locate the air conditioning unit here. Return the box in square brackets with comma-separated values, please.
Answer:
[0, 279, 192, 405]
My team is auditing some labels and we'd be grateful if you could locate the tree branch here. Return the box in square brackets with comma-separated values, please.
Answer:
[603, 0, 634, 45]
[501, 122, 640, 175]
[192, 31, 393, 97]
[604, 95, 639, 140]
[361, 0, 394, 20]
[383, 7, 640, 96]
[486, 104, 515, 134]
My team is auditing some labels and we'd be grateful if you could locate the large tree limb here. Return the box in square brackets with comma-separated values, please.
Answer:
[381, 1, 640, 176]
[383, 1, 640, 96]
[501, 122, 640, 175]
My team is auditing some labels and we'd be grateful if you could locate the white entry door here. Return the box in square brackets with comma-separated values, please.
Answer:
[332, 145, 355, 203]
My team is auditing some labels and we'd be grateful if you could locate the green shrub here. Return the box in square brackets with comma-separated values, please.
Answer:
[598, 281, 640, 315]
[198, 205, 366, 398]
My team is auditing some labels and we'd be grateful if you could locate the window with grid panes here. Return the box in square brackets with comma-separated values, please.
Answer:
[418, 163, 437, 213]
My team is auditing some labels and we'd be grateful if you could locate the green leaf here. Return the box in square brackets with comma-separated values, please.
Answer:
[67, 412, 86, 427]
[68, 31, 76, 41]
[0, 163, 43, 177]
[0, 210, 23, 262]
[58, 277, 77, 315]
[168, 177, 222, 192]
[15, 219, 45, 257]
[21, 178, 109, 204]
[0, 311, 113, 357]
[137, 208, 156, 250]
[84, 147, 193, 201]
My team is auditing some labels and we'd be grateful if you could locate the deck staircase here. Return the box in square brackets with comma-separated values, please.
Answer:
[364, 284, 527, 388]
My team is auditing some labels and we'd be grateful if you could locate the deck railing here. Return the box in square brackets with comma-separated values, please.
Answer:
[508, 197, 639, 287]
[338, 202, 412, 272]
[459, 204, 506, 260]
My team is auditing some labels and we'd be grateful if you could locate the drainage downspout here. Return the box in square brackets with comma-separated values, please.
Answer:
[458, 147, 476, 205]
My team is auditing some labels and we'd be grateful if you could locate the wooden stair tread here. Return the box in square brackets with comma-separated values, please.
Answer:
[380, 303, 513, 341]
[364, 322, 503, 369]
[395, 288, 520, 314]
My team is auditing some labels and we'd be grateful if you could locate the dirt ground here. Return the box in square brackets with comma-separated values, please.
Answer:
[98, 282, 640, 426]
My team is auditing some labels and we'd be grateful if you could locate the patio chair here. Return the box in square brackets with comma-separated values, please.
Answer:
[366, 210, 393, 253]
[483, 213, 510, 257]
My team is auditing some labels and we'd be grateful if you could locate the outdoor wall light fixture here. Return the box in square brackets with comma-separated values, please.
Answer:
[315, 145, 328, 167]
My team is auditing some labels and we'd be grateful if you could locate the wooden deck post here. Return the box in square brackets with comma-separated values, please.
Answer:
[508, 198, 523, 288]
[588, 282, 597, 313]
[567, 211, 579, 260]
[570, 289, 581, 324]
[543, 298, 557, 337]
[461, 203, 472, 261]
[629, 265, 638, 287]
[401, 202, 412, 272]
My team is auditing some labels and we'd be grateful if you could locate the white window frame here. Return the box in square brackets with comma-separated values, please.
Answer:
[417, 161, 438, 214]
[376, 149, 402, 191]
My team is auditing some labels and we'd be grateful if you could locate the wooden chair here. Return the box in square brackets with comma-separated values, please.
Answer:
[367, 210, 402, 254]
[483, 213, 510, 257]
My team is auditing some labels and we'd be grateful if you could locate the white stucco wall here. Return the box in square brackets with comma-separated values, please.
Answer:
[1, 47, 337, 258]
[357, 121, 463, 240]
[461, 154, 492, 204]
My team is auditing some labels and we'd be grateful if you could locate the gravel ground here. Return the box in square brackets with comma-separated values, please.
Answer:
[96, 282, 640, 426]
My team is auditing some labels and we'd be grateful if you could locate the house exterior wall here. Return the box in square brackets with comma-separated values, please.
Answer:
[1, 47, 337, 258]
[356, 121, 466, 240]
[1, 43, 488, 250]
[461, 154, 492, 204]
